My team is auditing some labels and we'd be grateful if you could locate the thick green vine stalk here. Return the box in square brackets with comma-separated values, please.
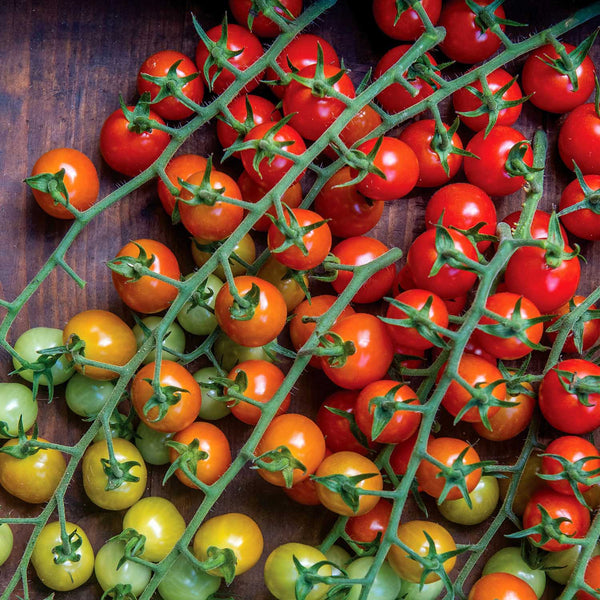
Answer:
[1, 2, 600, 600]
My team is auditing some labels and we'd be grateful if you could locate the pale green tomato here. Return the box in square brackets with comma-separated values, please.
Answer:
[193, 366, 230, 420]
[324, 544, 351, 575]
[346, 557, 402, 600]
[135, 421, 174, 465]
[93, 409, 134, 442]
[544, 544, 600, 584]
[0, 523, 13, 566]
[213, 332, 273, 372]
[400, 578, 444, 600]
[65, 373, 114, 417]
[438, 476, 499, 525]
[13, 327, 74, 387]
[0, 382, 37, 438]
[177, 274, 223, 336]
[158, 553, 221, 600]
[94, 539, 152, 597]
[483, 546, 546, 598]
[133, 316, 186, 365]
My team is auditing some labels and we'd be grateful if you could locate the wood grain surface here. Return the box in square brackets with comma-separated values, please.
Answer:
[1, 1, 600, 598]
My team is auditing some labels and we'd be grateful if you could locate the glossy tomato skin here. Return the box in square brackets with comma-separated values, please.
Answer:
[63, 309, 137, 381]
[501, 209, 568, 242]
[330, 104, 383, 159]
[169, 421, 232, 488]
[523, 487, 590, 552]
[137, 50, 204, 120]
[468, 572, 537, 600]
[257, 256, 308, 313]
[425, 183, 496, 252]
[453, 68, 524, 131]
[157, 154, 208, 216]
[546, 296, 600, 355]
[389, 430, 431, 477]
[191, 232, 256, 280]
[464, 125, 533, 196]
[195, 23, 264, 94]
[345, 497, 393, 544]
[100, 106, 170, 177]
[157, 554, 220, 600]
[373, 0, 441, 40]
[504, 245, 580, 315]
[439, 0, 505, 64]
[559, 174, 600, 240]
[439, 475, 500, 526]
[214, 275, 287, 347]
[330, 236, 396, 304]
[407, 228, 478, 299]
[0, 382, 37, 438]
[321, 313, 395, 390]
[112, 238, 181, 314]
[255, 413, 326, 487]
[578, 555, 600, 600]
[29, 148, 99, 219]
[558, 103, 600, 175]
[522, 43, 596, 114]
[229, 0, 303, 37]
[132, 360, 202, 433]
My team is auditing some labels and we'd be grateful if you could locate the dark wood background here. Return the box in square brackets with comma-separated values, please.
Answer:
[1, 0, 599, 598]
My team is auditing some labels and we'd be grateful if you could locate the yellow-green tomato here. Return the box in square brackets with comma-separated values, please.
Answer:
[177, 274, 223, 336]
[134, 422, 174, 466]
[346, 557, 403, 600]
[193, 512, 263, 577]
[438, 476, 499, 525]
[157, 552, 221, 600]
[324, 544, 351, 575]
[194, 366, 231, 421]
[94, 538, 152, 597]
[133, 316, 186, 365]
[0, 382, 37, 438]
[31, 521, 94, 591]
[544, 544, 600, 584]
[65, 373, 114, 417]
[123, 496, 186, 562]
[483, 547, 546, 598]
[82, 438, 147, 510]
[0, 523, 13, 566]
[400, 578, 444, 599]
[13, 327, 74, 386]
[264, 543, 332, 600]
[213, 332, 273, 372]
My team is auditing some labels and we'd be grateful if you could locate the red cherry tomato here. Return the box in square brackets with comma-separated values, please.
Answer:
[229, 0, 303, 37]
[546, 296, 600, 355]
[468, 573, 537, 600]
[372, 0, 441, 40]
[345, 498, 393, 545]
[389, 430, 433, 477]
[501, 209, 568, 242]
[559, 174, 600, 240]
[578, 555, 600, 600]
[327, 105, 383, 160]
[558, 102, 600, 175]
[157, 154, 208, 216]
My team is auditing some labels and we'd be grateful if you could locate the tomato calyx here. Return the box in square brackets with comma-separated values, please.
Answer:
[217, 95, 260, 143]
[546, 298, 600, 355]
[554, 369, 600, 407]
[504, 140, 543, 184]
[106, 242, 157, 282]
[253, 444, 307, 488]
[24, 168, 71, 209]
[465, 0, 525, 35]
[405, 52, 447, 90]
[430, 117, 478, 177]
[178, 158, 229, 207]
[206, 370, 262, 410]
[452, 377, 512, 429]
[430, 225, 484, 277]
[292, 557, 340, 598]
[288, 44, 348, 99]
[140, 59, 200, 108]
[311, 472, 380, 514]
[497, 358, 538, 399]
[118, 92, 158, 135]
[368, 391, 422, 442]
[109, 528, 148, 568]
[243, 0, 296, 33]
[324, 405, 372, 453]
[558, 162, 600, 218]
[101, 455, 141, 491]
[268, 206, 329, 258]
[448, 221, 498, 252]
[339, 136, 387, 188]
[192, 545, 238, 585]
[51, 527, 84, 565]
[101, 583, 137, 600]
[538, 212, 580, 269]
[228, 281, 261, 321]
[0, 419, 42, 458]
[311, 332, 356, 368]
[141, 379, 189, 423]
[193, 238, 253, 274]
[164, 439, 210, 489]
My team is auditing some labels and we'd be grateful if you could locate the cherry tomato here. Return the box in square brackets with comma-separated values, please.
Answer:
[229, 0, 303, 37]
[213, 331, 273, 372]
[195, 23, 264, 94]
[558, 102, 600, 175]
[157, 153, 208, 216]
[133, 315, 186, 365]
[193, 366, 231, 422]
[257, 256, 308, 312]
[176, 273, 223, 336]
[214, 275, 287, 348]
[439, 475, 500, 525]
[522, 43, 596, 114]
[0, 524, 13, 567]
[326, 104, 383, 160]
[373, 0, 441, 40]
[330, 236, 396, 304]
[346, 556, 403, 600]
[0, 382, 37, 438]
[389, 430, 432, 477]
[29, 148, 99, 219]
[546, 296, 600, 355]
[345, 498, 393, 544]
[463, 125, 533, 196]
[191, 232, 256, 279]
[131, 360, 202, 433]
[559, 174, 600, 240]
[137, 49, 204, 120]
[158, 554, 221, 600]
[320, 313, 395, 390]
[578, 555, 600, 600]
[468, 572, 537, 600]
[134, 421, 174, 465]
[501, 209, 568, 242]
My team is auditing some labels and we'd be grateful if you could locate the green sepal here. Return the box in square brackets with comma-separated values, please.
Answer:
[178, 156, 227, 207]
[368, 386, 421, 442]
[119, 92, 155, 134]
[505, 504, 580, 548]
[430, 118, 478, 177]
[557, 161, 600, 218]
[269, 204, 329, 257]
[310, 472, 379, 513]
[553, 368, 600, 408]
[163, 438, 210, 486]
[466, 0, 526, 33]
[252, 444, 306, 488]
[541, 212, 579, 269]
[140, 59, 199, 105]
[546, 296, 600, 355]
[496, 357, 536, 398]
[229, 282, 261, 322]
[312, 331, 356, 368]
[244, 0, 295, 33]
[0, 417, 40, 458]
[101, 584, 137, 600]
[195, 545, 238, 585]
[141, 378, 189, 423]
[101, 457, 141, 491]
[504, 140, 543, 181]
[452, 378, 514, 431]
[293, 558, 342, 600]
[24, 168, 70, 208]
[109, 528, 147, 569]
[325, 406, 371, 452]
[51, 528, 83, 565]
[429, 224, 480, 278]
[338, 135, 387, 189]
[106, 241, 156, 282]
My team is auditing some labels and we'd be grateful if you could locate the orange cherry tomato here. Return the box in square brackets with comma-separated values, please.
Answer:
[157, 154, 208, 216]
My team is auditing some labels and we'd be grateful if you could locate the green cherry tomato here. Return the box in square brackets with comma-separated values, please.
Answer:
[544, 544, 600, 585]
[194, 366, 231, 420]
[0, 382, 37, 438]
[134, 421, 174, 465]
[346, 557, 403, 600]
[65, 373, 114, 417]
[400, 578, 444, 600]
[94, 538, 152, 597]
[177, 273, 223, 336]
[157, 553, 221, 600]
[483, 547, 546, 599]
[438, 476, 500, 525]
[13, 327, 74, 387]
[0, 523, 13, 566]
[213, 332, 273, 372]
[133, 316, 186, 365]
[324, 544, 351, 575]
[31, 521, 95, 591]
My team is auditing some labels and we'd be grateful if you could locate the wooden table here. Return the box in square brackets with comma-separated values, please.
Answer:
[1, 1, 599, 598]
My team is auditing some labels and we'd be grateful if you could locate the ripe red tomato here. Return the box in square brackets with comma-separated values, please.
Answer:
[522, 487, 590, 552]
[195, 23, 264, 94]
[229, 0, 303, 37]
[328, 104, 383, 160]
[439, 0, 505, 64]
[558, 102, 600, 175]
[137, 50, 204, 120]
[283, 63, 355, 141]
[522, 43, 596, 114]
[28, 148, 99, 219]
[406, 228, 478, 299]
[389, 430, 432, 477]
[545, 296, 600, 355]
[372, 0, 441, 40]
[345, 498, 393, 544]
[425, 183, 496, 252]
[214, 275, 287, 348]
[463, 126, 533, 196]
[453, 68, 524, 131]
[539, 359, 600, 434]
[99, 105, 170, 177]
[578, 555, 600, 600]
[559, 174, 600, 240]
[330, 236, 396, 304]
[157, 154, 208, 216]
[468, 572, 537, 600]
[320, 313, 395, 390]
[398, 119, 465, 188]
[111, 239, 181, 315]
